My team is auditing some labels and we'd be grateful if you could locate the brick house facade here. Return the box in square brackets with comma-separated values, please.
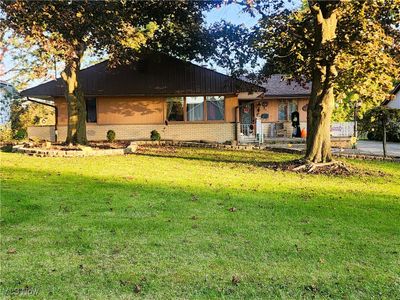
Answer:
[22, 53, 262, 143]
[22, 55, 311, 143]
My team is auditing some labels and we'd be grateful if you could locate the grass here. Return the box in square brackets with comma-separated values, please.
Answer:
[1, 147, 399, 299]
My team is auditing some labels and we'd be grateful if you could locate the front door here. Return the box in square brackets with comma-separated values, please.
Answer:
[239, 101, 254, 136]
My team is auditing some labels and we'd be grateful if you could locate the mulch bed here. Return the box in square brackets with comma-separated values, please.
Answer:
[135, 144, 177, 154]
[259, 159, 387, 177]
[136, 145, 383, 177]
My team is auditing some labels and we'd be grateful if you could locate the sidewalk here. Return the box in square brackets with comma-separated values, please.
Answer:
[262, 140, 400, 159]
[334, 140, 400, 158]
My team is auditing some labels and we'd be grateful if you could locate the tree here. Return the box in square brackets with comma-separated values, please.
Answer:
[1, 1, 218, 144]
[360, 106, 400, 143]
[252, 0, 399, 163]
[209, 21, 259, 78]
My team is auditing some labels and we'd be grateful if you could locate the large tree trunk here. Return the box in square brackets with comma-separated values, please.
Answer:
[305, 1, 340, 163]
[61, 51, 87, 145]
[306, 66, 335, 162]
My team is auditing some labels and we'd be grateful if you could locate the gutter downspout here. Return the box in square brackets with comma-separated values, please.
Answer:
[25, 97, 58, 142]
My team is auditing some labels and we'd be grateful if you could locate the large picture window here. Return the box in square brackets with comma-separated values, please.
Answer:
[206, 96, 225, 121]
[166, 97, 184, 121]
[186, 96, 204, 121]
[86, 97, 97, 123]
[166, 95, 226, 122]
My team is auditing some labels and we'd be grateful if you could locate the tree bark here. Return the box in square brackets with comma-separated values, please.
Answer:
[305, 1, 340, 163]
[61, 50, 87, 145]
[306, 67, 335, 162]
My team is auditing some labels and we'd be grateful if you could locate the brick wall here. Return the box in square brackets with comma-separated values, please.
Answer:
[31, 123, 236, 143]
[27, 126, 56, 142]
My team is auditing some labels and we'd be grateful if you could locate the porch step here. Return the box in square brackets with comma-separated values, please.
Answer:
[239, 136, 258, 144]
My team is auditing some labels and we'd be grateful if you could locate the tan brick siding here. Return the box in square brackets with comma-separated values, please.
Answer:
[54, 95, 239, 125]
[27, 126, 56, 142]
[97, 97, 165, 124]
[32, 123, 235, 143]
[255, 98, 308, 123]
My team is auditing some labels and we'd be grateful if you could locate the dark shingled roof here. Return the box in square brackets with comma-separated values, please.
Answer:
[21, 53, 263, 98]
[262, 74, 311, 98]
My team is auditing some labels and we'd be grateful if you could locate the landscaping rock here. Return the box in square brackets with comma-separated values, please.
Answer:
[78, 145, 93, 153]
[41, 141, 52, 149]
[126, 142, 138, 153]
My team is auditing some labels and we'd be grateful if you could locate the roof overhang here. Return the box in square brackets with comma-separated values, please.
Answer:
[20, 53, 265, 98]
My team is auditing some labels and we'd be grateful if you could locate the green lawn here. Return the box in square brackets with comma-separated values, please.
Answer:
[1, 148, 399, 299]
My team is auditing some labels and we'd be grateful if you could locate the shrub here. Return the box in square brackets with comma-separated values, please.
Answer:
[106, 130, 116, 142]
[0, 125, 14, 142]
[14, 128, 27, 140]
[360, 107, 400, 142]
[150, 130, 161, 141]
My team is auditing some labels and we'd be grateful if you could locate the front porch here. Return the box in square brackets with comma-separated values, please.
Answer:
[238, 121, 305, 144]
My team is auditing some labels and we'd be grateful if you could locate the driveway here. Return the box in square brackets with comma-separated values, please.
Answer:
[334, 140, 400, 157]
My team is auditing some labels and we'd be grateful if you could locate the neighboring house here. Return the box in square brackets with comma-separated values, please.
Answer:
[0, 81, 19, 124]
[238, 75, 310, 141]
[22, 53, 263, 143]
[382, 83, 400, 109]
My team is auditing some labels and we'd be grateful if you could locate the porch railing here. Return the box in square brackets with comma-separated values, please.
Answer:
[240, 123, 255, 136]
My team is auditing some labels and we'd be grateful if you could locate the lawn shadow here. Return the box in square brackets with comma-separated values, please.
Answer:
[134, 146, 389, 177]
[2, 162, 399, 299]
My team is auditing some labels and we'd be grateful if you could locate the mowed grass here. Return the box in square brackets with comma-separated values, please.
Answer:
[1, 148, 399, 299]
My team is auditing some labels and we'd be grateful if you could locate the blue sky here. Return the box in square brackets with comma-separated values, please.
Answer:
[205, 4, 259, 27]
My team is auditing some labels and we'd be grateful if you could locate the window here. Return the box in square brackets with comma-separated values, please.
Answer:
[278, 100, 298, 121]
[278, 100, 288, 121]
[288, 100, 298, 117]
[166, 97, 184, 121]
[186, 96, 204, 121]
[86, 98, 97, 123]
[206, 96, 225, 121]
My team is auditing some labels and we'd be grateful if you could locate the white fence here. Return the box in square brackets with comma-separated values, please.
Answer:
[330, 122, 354, 137]
[259, 121, 354, 138]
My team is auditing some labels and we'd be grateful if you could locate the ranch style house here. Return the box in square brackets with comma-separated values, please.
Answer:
[22, 53, 310, 143]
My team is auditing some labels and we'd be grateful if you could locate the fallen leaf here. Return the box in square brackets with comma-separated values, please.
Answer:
[232, 275, 240, 285]
[7, 248, 16, 254]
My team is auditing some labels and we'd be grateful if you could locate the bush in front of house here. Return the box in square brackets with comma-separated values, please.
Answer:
[14, 128, 28, 140]
[360, 107, 400, 142]
[106, 130, 116, 142]
[150, 130, 161, 141]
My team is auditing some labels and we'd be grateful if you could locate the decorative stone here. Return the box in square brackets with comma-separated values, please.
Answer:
[41, 141, 52, 149]
[126, 142, 138, 153]
[78, 145, 93, 153]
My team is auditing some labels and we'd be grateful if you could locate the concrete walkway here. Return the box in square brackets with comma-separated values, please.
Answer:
[263, 140, 400, 158]
[337, 140, 400, 157]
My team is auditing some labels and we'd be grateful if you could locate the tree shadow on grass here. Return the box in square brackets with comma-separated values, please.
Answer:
[133, 147, 390, 177]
